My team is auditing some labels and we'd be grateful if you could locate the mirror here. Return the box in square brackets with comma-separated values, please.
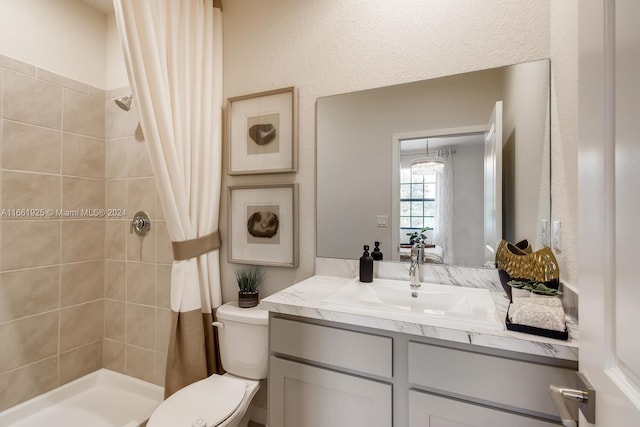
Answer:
[316, 59, 550, 267]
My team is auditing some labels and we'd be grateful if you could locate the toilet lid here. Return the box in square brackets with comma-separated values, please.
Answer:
[149, 375, 247, 427]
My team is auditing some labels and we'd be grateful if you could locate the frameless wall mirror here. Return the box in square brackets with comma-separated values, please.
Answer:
[316, 59, 550, 268]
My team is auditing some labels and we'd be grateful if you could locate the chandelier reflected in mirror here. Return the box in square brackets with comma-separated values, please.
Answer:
[410, 139, 444, 175]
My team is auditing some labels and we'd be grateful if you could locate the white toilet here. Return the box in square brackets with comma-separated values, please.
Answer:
[147, 302, 269, 427]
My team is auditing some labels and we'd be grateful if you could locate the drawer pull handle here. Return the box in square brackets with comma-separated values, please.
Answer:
[549, 372, 596, 427]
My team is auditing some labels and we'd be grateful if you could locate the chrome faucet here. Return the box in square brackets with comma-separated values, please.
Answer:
[409, 241, 424, 289]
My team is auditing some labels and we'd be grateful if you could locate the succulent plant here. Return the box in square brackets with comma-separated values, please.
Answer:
[507, 279, 562, 296]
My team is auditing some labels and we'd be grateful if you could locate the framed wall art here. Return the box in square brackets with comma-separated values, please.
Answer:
[228, 184, 298, 267]
[228, 87, 297, 175]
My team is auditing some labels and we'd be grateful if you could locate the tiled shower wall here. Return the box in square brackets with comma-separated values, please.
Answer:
[0, 55, 171, 411]
[0, 54, 106, 410]
[103, 86, 172, 386]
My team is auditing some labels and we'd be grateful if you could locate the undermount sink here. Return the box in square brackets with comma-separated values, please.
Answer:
[321, 278, 503, 331]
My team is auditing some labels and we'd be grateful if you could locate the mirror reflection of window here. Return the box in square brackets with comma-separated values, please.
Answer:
[399, 169, 436, 244]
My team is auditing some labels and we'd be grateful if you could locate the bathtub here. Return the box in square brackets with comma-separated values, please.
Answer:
[0, 369, 163, 427]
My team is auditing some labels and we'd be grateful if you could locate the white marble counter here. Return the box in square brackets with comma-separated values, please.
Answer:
[261, 274, 579, 362]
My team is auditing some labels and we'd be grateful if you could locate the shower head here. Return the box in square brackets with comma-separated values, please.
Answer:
[115, 95, 133, 111]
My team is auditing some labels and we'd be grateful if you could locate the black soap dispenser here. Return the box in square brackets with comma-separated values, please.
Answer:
[371, 241, 383, 261]
[359, 245, 374, 283]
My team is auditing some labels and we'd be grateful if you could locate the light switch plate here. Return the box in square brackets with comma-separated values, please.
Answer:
[376, 215, 388, 228]
[552, 220, 561, 251]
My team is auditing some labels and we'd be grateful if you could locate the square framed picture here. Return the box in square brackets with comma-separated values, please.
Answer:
[228, 87, 297, 175]
[228, 184, 298, 267]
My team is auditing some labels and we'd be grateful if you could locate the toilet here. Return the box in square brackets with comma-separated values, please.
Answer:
[147, 302, 269, 427]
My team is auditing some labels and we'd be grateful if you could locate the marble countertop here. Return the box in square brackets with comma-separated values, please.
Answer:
[261, 274, 579, 362]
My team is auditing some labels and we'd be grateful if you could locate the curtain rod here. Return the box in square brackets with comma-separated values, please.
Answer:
[435, 149, 456, 155]
[400, 149, 457, 158]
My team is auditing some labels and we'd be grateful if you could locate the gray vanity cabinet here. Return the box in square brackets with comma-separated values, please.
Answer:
[268, 314, 577, 427]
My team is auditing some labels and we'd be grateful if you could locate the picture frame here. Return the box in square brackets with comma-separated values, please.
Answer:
[228, 184, 298, 267]
[228, 87, 297, 175]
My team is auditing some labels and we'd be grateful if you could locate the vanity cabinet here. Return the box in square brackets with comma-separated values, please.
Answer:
[268, 314, 577, 427]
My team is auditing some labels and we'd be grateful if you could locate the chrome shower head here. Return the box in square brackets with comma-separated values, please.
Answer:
[115, 95, 133, 111]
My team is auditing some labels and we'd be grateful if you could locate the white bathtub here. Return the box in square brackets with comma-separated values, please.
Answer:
[0, 369, 163, 427]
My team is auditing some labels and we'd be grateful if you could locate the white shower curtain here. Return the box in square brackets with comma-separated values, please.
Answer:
[433, 151, 454, 264]
[114, 0, 223, 397]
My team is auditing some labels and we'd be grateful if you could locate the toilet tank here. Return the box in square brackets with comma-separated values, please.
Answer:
[215, 302, 269, 380]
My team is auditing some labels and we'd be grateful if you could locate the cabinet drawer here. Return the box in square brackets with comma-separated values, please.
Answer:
[270, 357, 392, 427]
[409, 390, 558, 427]
[408, 341, 575, 418]
[270, 317, 392, 378]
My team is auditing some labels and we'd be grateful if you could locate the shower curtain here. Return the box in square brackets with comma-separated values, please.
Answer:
[433, 151, 454, 264]
[114, 0, 223, 397]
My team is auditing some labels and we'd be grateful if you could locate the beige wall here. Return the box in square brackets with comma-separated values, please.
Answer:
[0, 0, 129, 91]
[221, 0, 557, 299]
[106, 13, 129, 91]
[550, 1, 579, 287]
[0, 0, 108, 89]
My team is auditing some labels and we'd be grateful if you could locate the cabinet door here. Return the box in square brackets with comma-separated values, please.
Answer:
[269, 357, 392, 427]
[408, 341, 575, 419]
[409, 391, 558, 427]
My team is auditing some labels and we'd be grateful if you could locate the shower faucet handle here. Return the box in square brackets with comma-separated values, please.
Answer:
[130, 211, 151, 236]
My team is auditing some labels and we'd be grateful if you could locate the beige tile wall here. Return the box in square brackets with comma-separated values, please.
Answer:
[104, 85, 172, 388]
[0, 55, 172, 412]
[0, 55, 106, 411]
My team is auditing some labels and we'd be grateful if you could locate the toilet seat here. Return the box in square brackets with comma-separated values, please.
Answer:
[148, 374, 251, 427]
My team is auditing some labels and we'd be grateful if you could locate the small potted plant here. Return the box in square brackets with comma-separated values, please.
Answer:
[235, 266, 264, 308]
[406, 227, 433, 245]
